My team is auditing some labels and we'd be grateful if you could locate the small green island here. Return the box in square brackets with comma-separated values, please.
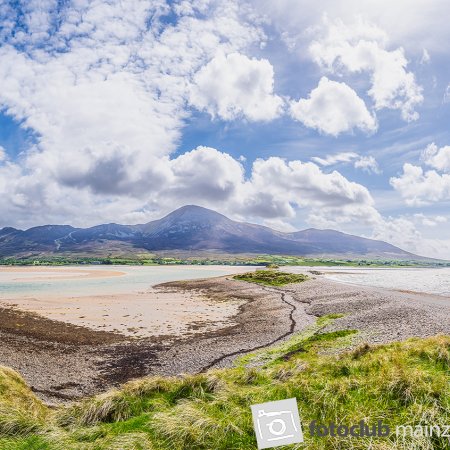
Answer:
[233, 269, 309, 286]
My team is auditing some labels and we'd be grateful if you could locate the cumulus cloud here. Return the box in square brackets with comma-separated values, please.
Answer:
[189, 52, 283, 121]
[421, 143, 450, 172]
[391, 143, 450, 205]
[167, 146, 245, 202]
[236, 157, 380, 226]
[290, 77, 377, 136]
[390, 163, 450, 206]
[309, 18, 423, 121]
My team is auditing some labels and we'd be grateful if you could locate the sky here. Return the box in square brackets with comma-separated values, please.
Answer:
[0, 0, 449, 259]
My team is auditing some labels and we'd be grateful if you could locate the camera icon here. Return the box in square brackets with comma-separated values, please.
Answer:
[251, 398, 303, 449]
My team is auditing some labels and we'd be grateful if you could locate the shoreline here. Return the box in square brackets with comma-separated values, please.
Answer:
[0, 273, 449, 404]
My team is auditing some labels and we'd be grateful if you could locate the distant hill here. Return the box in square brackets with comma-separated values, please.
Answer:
[0, 205, 422, 259]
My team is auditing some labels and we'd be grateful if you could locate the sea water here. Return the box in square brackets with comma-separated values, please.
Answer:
[315, 267, 450, 297]
[0, 265, 255, 299]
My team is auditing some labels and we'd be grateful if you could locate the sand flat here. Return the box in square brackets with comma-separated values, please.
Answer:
[8, 267, 127, 282]
[0, 265, 252, 338]
[0, 289, 243, 337]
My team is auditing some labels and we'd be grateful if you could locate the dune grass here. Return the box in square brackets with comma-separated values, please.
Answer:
[1, 317, 450, 449]
[233, 269, 309, 286]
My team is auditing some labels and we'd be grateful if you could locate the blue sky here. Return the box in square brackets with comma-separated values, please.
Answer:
[0, 0, 449, 258]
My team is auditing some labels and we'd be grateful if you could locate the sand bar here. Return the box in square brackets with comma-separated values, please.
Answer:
[0, 266, 126, 281]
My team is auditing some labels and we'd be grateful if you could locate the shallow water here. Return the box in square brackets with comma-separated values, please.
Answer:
[288, 266, 450, 297]
[0, 265, 255, 299]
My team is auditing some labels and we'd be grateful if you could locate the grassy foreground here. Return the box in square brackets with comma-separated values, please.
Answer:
[1, 316, 449, 449]
[233, 270, 309, 286]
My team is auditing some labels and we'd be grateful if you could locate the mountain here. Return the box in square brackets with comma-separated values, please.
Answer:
[0, 205, 421, 259]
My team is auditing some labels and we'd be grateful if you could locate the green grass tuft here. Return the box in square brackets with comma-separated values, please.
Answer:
[0, 366, 48, 437]
[233, 270, 309, 286]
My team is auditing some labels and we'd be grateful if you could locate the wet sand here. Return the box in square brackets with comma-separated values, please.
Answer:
[1, 271, 450, 404]
[1, 266, 126, 281]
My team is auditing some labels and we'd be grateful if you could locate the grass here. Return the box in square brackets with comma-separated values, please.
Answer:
[1, 317, 450, 449]
[233, 269, 309, 286]
[0, 366, 49, 438]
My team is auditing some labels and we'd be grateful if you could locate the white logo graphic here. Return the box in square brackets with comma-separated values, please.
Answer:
[251, 398, 303, 449]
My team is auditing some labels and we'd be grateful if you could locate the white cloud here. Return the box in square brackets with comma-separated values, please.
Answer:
[312, 151, 381, 174]
[354, 156, 381, 174]
[189, 52, 283, 121]
[311, 151, 359, 166]
[167, 146, 245, 202]
[309, 18, 423, 121]
[236, 156, 380, 226]
[290, 77, 377, 136]
[413, 213, 447, 227]
[255, 0, 450, 54]
[391, 143, 450, 206]
[390, 163, 450, 206]
[0, 146, 6, 162]
[422, 143, 450, 173]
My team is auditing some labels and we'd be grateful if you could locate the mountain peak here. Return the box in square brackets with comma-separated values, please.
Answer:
[160, 205, 229, 223]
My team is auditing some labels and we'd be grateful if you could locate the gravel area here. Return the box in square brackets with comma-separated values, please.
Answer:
[286, 275, 450, 344]
[1, 273, 449, 404]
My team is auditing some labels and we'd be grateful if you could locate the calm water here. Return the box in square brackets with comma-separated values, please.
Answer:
[317, 267, 450, 297]
[0, 265, 256, 299]
[1, 265, 449, 299]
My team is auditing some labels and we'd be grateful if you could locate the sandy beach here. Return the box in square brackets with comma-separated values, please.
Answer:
[0, 268, 450, 404]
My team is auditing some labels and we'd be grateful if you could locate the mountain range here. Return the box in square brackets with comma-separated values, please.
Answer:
[0, 205, 421, 259]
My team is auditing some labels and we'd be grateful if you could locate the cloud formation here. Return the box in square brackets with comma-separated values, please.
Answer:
[422, 143, 450, 172]
[190, 52, 283, 121]
[312, 151, 381, 174]
[391, 143, 450, 205]
[290, 77, 377, 136]
[309, 18, 423, 121]
[0, 0, 448, 258]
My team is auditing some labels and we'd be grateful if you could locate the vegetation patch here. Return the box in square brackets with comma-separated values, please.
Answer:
[1, 326, 450, 449]
[0, 366, 48, 437]
[233, 269, 309, 286]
